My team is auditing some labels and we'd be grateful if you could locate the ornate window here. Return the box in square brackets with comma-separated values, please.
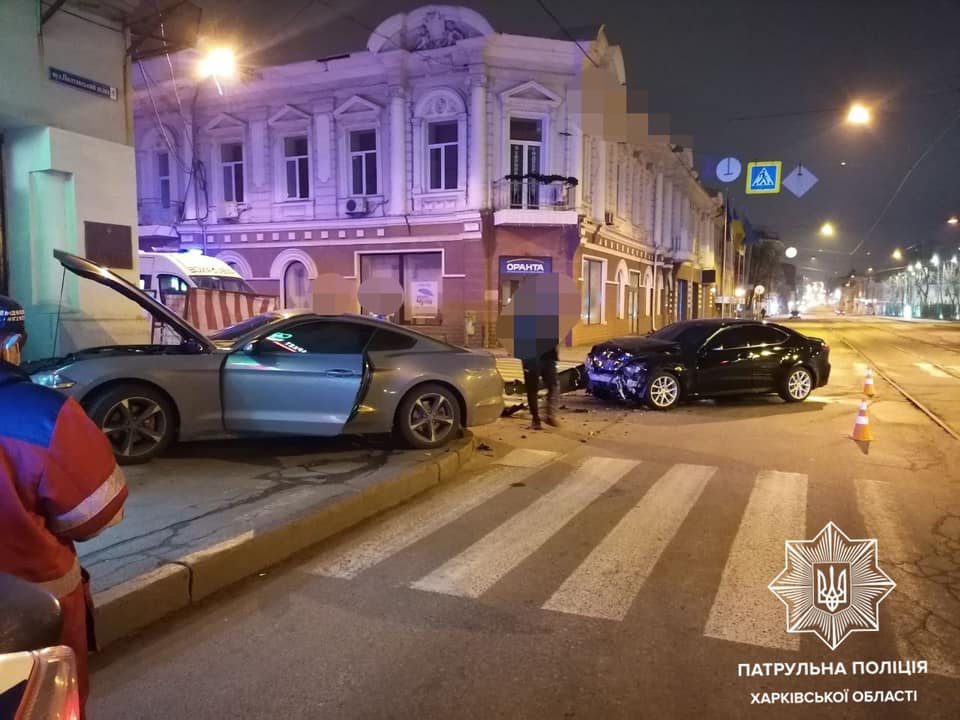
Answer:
[220, 142, 244, 202]
[412, 89, 467, 211]
[333, 96, 383, 204]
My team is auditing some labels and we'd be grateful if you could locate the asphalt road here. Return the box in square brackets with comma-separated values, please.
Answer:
[89, 316, 960, 720]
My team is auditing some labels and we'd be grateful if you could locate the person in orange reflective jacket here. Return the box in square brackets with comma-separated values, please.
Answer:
[0, 295, 128, 719]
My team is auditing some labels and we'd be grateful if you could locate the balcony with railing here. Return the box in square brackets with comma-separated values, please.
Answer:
[492, 175, 579, 226]
[138, 198, 184, 227]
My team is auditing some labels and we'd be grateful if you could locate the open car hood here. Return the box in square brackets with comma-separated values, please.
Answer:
[53, 250, 213, 351]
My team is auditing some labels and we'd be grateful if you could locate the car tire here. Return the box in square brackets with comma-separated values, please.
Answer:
[86, 384, 176, 465]
[779, 366, 814, 403]
[396, 383, 462, 450]
[644, 370, 681, 411]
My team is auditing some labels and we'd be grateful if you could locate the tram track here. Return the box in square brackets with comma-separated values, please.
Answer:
[841, 335, 960, 441]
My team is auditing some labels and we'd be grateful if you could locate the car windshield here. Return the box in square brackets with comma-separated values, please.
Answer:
[190, 275, 256, 294]
[207, 313, 280, 341]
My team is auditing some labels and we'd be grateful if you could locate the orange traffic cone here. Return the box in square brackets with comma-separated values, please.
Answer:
[851, 400, 874, 442]
[862, 369, 876, 397]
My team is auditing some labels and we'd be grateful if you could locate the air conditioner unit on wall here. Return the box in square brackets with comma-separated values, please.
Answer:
[343, 197, 369, 216]
[221, 201, 239, 220]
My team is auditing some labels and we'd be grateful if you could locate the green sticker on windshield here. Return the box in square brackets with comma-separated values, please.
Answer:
[268, 332, 293, 341]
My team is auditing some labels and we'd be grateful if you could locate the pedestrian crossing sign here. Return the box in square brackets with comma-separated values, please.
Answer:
[745, 161, 782, 195]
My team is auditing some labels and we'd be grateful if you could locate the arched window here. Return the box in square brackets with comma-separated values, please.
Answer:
[283, 261, 311, 309]
[413, 89, 467, 203]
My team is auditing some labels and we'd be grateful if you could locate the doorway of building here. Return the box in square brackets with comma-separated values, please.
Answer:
[628, 270, 642, 334]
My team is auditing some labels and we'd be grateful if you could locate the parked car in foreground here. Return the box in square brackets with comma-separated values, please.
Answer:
[585, 319, 830, 410]
[25, 251, 504, 464]
[0, 574, 80, 720]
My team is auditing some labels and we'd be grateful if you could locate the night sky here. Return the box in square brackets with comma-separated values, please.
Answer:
[193, 0, 960, 279]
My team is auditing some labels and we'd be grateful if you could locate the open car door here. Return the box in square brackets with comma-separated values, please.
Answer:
[221, 319, 371, 436]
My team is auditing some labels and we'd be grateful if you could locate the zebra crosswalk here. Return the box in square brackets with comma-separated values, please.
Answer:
[304, 448, 959, 678]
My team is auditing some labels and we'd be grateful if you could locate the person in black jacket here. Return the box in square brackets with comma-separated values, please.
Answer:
[521, 344, 559, 430]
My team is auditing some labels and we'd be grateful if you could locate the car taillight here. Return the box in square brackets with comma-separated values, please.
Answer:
[17, 646, 80, 720]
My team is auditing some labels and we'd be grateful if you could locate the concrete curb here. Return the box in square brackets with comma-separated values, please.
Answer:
[93, 432, 477, 648]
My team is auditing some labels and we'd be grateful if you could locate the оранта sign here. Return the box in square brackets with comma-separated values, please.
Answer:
[49, 67, 118, 101]
[500, 257, 553, 275]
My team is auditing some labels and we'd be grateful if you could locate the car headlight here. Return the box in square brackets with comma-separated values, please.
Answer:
[31, 371, 77, 390]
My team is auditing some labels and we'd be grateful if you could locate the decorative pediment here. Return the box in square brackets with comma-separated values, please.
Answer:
[268, 104, 311, 125]
[203, 113, 246, 132]
[367, 6, 494, 54]
[500, 81, 562, 107]
[333, 95, 382, 118]
[414, 88, 466, 119]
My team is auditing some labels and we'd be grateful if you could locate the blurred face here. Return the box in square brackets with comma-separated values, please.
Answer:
[1, 334, 24, 366]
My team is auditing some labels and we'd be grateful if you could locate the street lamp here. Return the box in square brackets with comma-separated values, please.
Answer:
[847, 103, 871, 125]
[197, 47, 236, 95]
[948, 216, 959, 226]
[785, 246, 797, 259]
[891, 248, 903, 261]
[819, 222, 836, 237]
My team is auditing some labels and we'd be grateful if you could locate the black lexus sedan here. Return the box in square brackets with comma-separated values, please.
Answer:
[585, 319, 831, 410]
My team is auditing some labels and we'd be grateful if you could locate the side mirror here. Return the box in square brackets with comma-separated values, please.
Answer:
[242, 341, 257, 355]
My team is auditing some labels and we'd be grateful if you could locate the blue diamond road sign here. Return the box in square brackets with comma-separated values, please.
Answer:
[745, 161, 782, 195]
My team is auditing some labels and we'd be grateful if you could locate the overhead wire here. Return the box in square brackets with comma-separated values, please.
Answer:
[533, 0, 599, 68]
[849, 102, 960, 255]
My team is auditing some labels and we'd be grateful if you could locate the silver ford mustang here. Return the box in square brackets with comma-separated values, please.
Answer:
[26, 251, 504, 464]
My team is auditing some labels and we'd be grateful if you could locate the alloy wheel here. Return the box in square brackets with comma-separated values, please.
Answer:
[788, 369, 812, 400]
[407, 392, 456, 444]
[100, 397, 168, 459]
[649, 375, 679, 408]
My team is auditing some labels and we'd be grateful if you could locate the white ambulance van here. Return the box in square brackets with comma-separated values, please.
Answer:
[138, 251, 254, 304]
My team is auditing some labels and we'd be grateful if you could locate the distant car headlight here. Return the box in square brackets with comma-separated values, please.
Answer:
[31, 371, 77, 390]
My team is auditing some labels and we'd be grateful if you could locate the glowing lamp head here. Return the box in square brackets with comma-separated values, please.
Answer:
[198, 47, 236, 79]
[847, 103, 871, 125]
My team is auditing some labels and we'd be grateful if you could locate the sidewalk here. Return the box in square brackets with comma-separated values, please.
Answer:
[487, 344, 594, 363]
[83, 433, 479, 648]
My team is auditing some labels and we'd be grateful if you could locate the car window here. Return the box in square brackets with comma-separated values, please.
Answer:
[259, 321, 375, 354]
[677, 326, 717, 352]
[191, 276, 219, 290]
[366, 327, 417, 352]
[190, 276, 255, 294]
[704, 327, 755, 350]
[748, 326, 791, 346]
[220, 277, 255, 294]
[140, 274, 152, 290]
[157, 274, 189, 303]
[209, 313, 280, 341]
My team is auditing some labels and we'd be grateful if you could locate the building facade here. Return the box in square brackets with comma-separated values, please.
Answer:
[133, 5, 724, 349]
[1, 0, 143, 360]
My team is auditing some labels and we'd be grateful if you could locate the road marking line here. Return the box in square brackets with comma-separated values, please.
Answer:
[307, 463, 535, 579]
[855, 479, 960, 679]
[914, 362, 951, 379]
[542, 464, 716, 621]
[704, 470, 807, 651]
[410, 456, 638, 599]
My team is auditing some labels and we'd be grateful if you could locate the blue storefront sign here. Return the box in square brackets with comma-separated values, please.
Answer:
[499, 257, 552, 275]
[49, 67, 118, 101]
